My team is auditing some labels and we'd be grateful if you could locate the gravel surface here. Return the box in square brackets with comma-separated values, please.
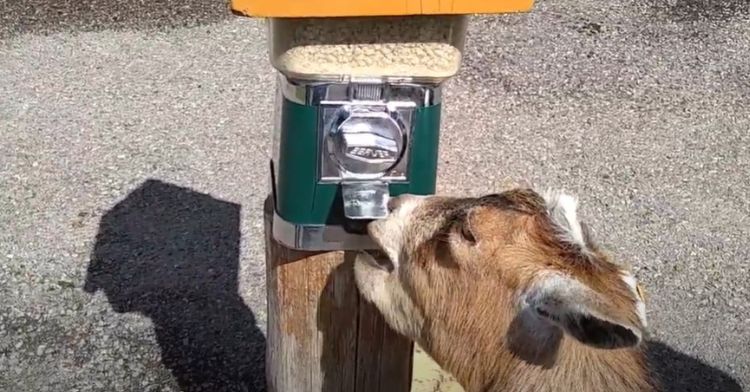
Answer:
[1, 0, 748, 391]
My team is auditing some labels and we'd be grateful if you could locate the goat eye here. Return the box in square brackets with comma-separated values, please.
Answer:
[458, 222, 476, 244]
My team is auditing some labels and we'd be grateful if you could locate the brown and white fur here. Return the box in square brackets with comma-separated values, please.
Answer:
[354, 188, 656, 392]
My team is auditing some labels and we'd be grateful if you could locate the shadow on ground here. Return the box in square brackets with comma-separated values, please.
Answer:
[648, 340, 743, 392]
[1, 0, 232, 39]
[84, 179, 266, 392]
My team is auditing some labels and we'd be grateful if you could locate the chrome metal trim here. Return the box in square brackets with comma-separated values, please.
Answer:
[341, 181, 390, 220]
[323, 105, 408, 179]
[318, 103, 412, 183]
[272, 212, 378, 251]
[279, 74, 443, 107]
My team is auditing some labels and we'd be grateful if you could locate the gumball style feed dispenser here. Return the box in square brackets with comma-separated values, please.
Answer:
[230, 1, 534, 391]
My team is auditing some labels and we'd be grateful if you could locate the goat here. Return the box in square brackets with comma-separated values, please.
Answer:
[354, 188, 656, 392]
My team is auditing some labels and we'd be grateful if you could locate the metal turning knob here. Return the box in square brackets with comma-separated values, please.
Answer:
[327, 108, 405, 176]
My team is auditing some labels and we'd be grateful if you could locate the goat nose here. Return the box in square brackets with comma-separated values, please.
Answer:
[387, 194, 419, 213]
[387, 195, 406, 213]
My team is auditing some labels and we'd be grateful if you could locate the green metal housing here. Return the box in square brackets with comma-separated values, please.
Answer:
[275, 97, 441, 225]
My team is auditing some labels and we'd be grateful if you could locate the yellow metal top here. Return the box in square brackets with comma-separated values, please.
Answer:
[230, 0, 533, 18]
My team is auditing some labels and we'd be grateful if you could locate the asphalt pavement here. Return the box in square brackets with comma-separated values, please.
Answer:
[1, 0, 748, 390]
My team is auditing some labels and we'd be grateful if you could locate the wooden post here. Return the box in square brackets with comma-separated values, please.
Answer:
[264, 196, 414, 392]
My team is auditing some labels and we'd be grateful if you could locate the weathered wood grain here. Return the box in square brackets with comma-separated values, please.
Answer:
[264, 196, 413, 392]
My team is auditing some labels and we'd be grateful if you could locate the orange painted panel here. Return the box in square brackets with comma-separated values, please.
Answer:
[231, 0, 534, 18]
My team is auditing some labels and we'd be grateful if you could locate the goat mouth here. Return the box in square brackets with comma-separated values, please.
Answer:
[363, 249, 395, 273]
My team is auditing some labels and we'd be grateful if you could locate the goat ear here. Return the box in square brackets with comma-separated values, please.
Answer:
[523, 274, 643, 349]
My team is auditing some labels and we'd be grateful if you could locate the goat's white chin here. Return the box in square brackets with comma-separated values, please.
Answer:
[353, 252, 391, 305]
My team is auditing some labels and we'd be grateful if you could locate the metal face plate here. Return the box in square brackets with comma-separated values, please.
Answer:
[320, 103, 413, 182]
[322, 103, 411, 181]
[331, 110, 403, 173]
